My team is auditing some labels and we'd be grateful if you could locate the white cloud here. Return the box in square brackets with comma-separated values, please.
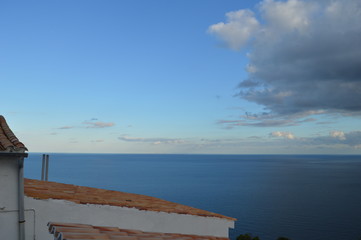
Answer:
[83, 121, 115, 128]
[270, 131, 295, 139]
[208, 9, 259, 50]
[259, 0, 316, 31]
[330, 130, 346, 140]
[209, 0, 361, 126]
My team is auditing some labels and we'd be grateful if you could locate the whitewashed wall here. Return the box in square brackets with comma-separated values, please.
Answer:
[0, 157, 19, 240]
[1, 156, 34, 240]
[25, 196, 234, 240]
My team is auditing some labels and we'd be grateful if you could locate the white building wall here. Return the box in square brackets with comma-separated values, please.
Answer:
[25, 197, 234, 240]
[0, 157, 19, 240]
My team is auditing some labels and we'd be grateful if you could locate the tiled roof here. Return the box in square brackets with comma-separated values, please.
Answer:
[0, 115, 27, 152]
[25, 179, 235, 221]
[48, 222, 230, 240]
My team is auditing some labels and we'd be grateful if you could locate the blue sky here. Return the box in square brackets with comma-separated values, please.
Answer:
[1, 0, 361, 154]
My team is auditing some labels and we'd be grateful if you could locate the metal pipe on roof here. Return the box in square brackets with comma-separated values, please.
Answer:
[18, 157, 25, 240]
[41, 154, 45, 181]
[45, 154, 49, 181]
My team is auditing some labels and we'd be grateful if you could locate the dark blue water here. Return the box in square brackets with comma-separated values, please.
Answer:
[24, 154, 361, 240]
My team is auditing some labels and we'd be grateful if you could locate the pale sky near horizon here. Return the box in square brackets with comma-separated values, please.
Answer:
[1, 0, 361, 154]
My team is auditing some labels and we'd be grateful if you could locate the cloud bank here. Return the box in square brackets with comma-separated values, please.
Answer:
[176, 130, 361, 153]
[118, 135, 185, 145]
[308, 130, 361, 149]
[209, 0, 361, 125]
[267, 130, 361, 149]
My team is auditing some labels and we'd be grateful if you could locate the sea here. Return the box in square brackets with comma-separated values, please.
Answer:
[24, 153, 361, 240]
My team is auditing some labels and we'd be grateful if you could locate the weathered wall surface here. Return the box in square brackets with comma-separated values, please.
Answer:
[25, 196, 234, 240]
[0, 158, 19, 240]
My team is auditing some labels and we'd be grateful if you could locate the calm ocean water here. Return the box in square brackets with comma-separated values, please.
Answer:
[24, 154, 361, 240]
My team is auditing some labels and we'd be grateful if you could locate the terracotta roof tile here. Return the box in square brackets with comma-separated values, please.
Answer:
[0, 115, 27, 152]
[25, 179, 235, 221]
[48, 222, 230, 240]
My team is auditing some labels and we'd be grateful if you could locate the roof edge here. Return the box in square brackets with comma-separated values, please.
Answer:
[0, 115, 28, 152]
[24, 178, 236, 221]
[0, 152, 28, 158]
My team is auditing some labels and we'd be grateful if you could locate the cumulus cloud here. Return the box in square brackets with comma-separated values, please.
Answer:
[270, 131, 296, 139]
[118, 135, 185, 145]
[209, 0, 361, 125]
[259, 0, 317, 31]
[208, 9, 259, 50]
[82, 121, 115, 128]
[330, 130, 346, 140]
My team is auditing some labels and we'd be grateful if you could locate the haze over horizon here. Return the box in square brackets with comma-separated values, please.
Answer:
[2, 0, 361, 154]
